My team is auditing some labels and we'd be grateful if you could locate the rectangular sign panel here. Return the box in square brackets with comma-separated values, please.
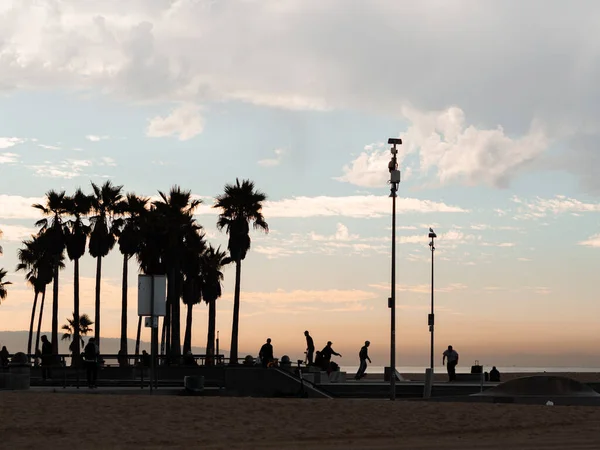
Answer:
[137, 274, 167, 316]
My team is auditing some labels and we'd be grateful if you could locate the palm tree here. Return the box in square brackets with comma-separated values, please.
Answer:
[153, 186, 202, 361]
[89, 181, 123, 350]
[201, 245, 231, 365]
[16, 233, 54, 355]
[33, 190, 68, 354]
[63, 188, 92, 363]
[61, 313, 93, 355]
[116, 194, 149, 363]
[214, 179, 268, 364]
[181, 227, 206, 355]
[0, 269, 11, 304]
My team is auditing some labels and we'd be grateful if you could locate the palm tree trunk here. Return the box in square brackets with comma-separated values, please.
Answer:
[120, 254, 129, 359]
[183, 302, 193, 355]
[72, 258, 81, 366]
[169, 267, 181, 360]
[35, 288, 47, 355]
[206, 298, 216, 366]
[134, 316, 142, 363]
[27, 290, 40, 355]
[51, 262, 59, 355]
[94, 256, 102, 351]
[230, 260, 242, 365]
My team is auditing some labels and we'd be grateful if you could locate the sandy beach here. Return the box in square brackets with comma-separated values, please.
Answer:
[1, 392, 600, 449]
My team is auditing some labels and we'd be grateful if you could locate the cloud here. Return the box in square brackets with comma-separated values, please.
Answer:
[0, 152, 19, 164]
[335, 143, 396, 188]
[579, 234, 600, 248]
[38, 144, 61, 150]
[146, 104, 204, 141]
[0, 224, 36, 241]
[369, 282, 467, 294]
[0, 195, 44, 220]
[310, 223, 359, 241]
[512, 195, 600, 219]
[86, 135, 110, 142]
[260, 195, 468, 218]
[258, 148, 285, 167]
[0, 137, 25, 149]
[29, 159, 92, 179]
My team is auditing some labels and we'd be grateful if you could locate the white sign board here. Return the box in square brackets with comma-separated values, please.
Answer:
[137, 274, 167, 316]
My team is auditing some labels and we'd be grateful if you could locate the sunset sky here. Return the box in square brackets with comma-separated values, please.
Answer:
[1, 1, 600, 368]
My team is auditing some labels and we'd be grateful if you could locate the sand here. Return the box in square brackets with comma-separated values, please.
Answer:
[1, 392, 600, 449]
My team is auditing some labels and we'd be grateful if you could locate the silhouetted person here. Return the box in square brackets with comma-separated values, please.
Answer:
[314, 351, 324, 369]
[118, 349, 128, 367]
[489, 366, 501, 382]
[321, 341, 341, 369]
[442, 345, 459, 382]
[354, 341, 371, 380]
[304, 331, 314, 365]
[41, 335, 52, 380]
[0, 346, 9, 367]
[183, 351, 197, 366]
[84, 338, 99, 388]
[141, 350, 151, 367]
[259, 338, 274, 368]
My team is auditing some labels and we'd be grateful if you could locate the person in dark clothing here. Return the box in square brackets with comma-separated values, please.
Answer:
[259, 338, 274, 368]
[314, 351, 324, 369]
[304, 331, 314, 365]
[141, 350, 151, 367]
[321, 341, 342, 369]
[442, 345, 459, 382]
[84, 338, 99, 388]
[489, 366, 501, 382]
[0, 346, 9, 367]
[354, 341, 372, 380]
[40, 335, 53, 380]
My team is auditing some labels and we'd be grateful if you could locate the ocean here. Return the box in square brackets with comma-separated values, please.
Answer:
[340, 366, 600, 374]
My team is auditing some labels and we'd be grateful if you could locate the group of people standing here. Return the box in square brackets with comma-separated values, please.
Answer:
[257, 331, 373, 380]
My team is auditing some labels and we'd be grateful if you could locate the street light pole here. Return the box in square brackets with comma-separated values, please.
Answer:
[428, 228, 437, 373]
[387, 137, 402, 401]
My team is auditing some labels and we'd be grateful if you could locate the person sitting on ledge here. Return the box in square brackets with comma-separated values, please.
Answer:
[489, 366, 501, 382]
[183, 351, 197, 366]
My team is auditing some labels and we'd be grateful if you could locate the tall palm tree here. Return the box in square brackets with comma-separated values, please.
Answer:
[181, 227, 206, 355]
[214, 179, 268, 364]
[116, 194, 148, 362]
[0, 269, 11, 304]
[153, 186, 202, 361]
[201, 245, 231, 365]
[63, 188, 92, 363]
[33, 190, 68, 354]
[61, 313, 93, 355]
[16, 233, 54, 355]
[89, 181, 123, 350]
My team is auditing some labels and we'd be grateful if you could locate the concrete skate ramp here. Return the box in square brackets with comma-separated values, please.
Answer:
[476, 376, 600, 398]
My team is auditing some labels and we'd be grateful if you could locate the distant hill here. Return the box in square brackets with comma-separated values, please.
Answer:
[0, 331, 229, 357]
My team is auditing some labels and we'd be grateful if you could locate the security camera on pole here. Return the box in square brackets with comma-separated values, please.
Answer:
[387, 137, 401, 401]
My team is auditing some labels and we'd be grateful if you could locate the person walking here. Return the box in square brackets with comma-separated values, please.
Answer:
[354, 341, 371, 380]
[442, 345, 459, 382]
[259, 338, 274, 368]
[304, 331, 315, 365]
[84, 337, 99, 388]
[40, 335, 53, 381]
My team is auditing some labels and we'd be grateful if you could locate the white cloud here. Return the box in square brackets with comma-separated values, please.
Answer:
[0, 195, 44, 220]
[258, 148, 285, 167]
[0, 137, 25, 149]
[512, 195, 600, 219]
[86, 135, 110, 142]
[339, 107, 549, 189]
[146, 104, 204, 141]
[369, 282, 467, 294]
[0, 224, 35, 241]
[0, 152, 19, 164]
[38, 144, 61, 150]
[310, 223, 359, 241]
[99, 157, 117, 166]
[29, 159, 92, 179]
[579, 234, 600, 248]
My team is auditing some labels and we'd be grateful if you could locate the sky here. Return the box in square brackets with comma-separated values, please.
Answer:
[1, 0, 600, 369]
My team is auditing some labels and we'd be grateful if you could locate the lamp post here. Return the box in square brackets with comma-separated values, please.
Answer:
[387, 137, 402, 401]
[428, 228, 437, 373]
